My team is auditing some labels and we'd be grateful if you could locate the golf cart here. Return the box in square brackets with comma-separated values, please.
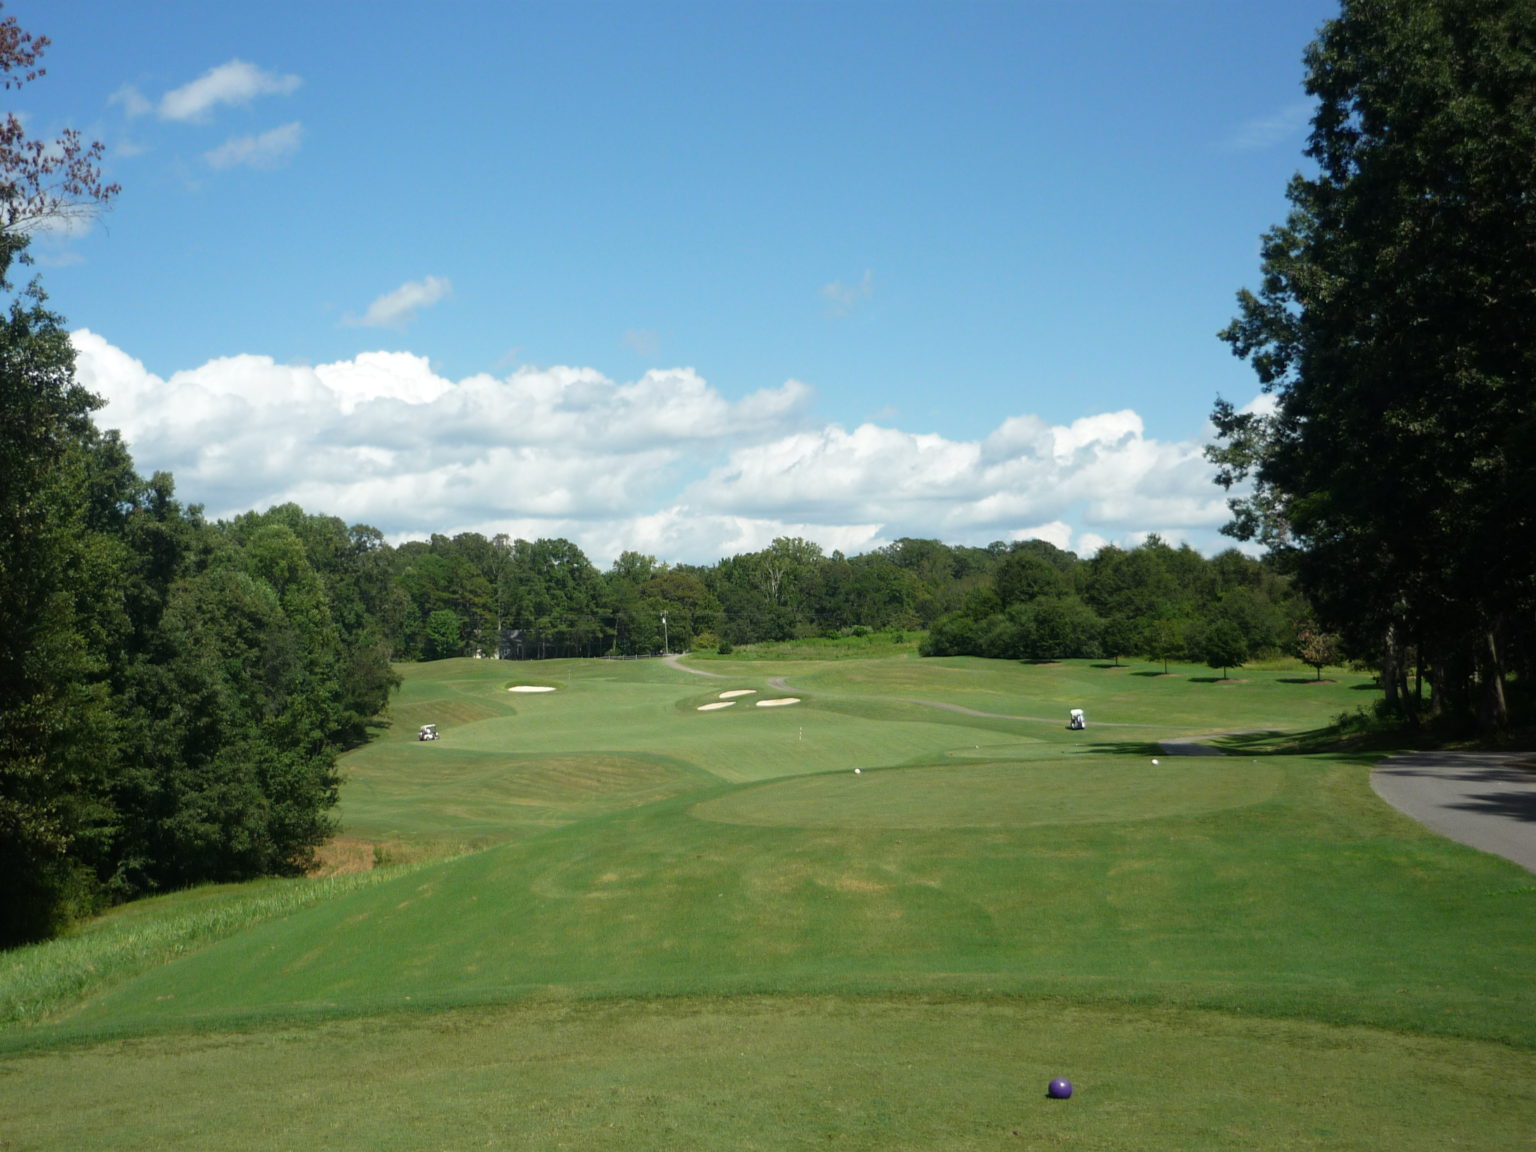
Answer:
[418, 724, 440, 742]
[1067, 708, 1086, 731]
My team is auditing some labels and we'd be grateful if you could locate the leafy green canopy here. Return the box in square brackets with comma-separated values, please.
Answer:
[1210, 0, 1536, 730]
[0, 3, 399, 942]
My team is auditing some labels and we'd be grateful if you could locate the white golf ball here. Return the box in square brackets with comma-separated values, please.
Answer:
[854, 768, 861, 774]
[1152, 758, 1159, 765]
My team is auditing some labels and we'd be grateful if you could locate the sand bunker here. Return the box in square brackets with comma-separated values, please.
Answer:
[756, 697, 801, 707]
[697, 701, 737, 712]
[508, 685, 557, 693]
[718, 689, 757, 699]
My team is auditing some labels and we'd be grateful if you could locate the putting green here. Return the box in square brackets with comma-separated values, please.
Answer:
[692, 758, 1283, 829]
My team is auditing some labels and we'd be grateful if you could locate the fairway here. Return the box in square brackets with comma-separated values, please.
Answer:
[693, 757, 1285, 828]
[4, 653, 1534, 1150]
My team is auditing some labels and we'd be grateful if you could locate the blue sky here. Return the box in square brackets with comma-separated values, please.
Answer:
[21, 0, 1333, 566]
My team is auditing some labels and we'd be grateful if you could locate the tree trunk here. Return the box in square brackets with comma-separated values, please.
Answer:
[1381, 624, 1401, 708]
[1477, 626, 1508, 732]
[1410, 636, 1424, 724]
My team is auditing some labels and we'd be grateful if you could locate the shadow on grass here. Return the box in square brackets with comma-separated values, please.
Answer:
[1079, 727, 1403, 765]
[1083, 740, 1168, 758]
[1216, 730, 1295, 753]
[350, 716, 395, 749]
[1227, 722, 1415, 763]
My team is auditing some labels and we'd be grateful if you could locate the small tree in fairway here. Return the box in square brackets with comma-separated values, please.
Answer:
[1142, 618, 1185, 675]
[1296, 622, 1341, 682]
[1203, 621, 1249, 681]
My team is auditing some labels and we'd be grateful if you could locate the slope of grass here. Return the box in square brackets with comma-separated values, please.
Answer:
[33, 752, 1535, 1049]
[0, 863, 439, 1029]
[2, 653, 1532, 1151]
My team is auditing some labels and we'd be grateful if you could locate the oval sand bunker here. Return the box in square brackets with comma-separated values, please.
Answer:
[697, 701, 737, 711]
[718, 689, 756, 699]
[508, 685, 557, 693]
[756, 697, 801, 707]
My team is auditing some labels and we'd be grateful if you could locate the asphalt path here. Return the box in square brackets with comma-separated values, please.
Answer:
[1372, 751, 1536, 873]
[662, 653, 725, 678]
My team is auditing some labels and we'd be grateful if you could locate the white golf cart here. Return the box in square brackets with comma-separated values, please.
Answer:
[1067, 708, 1086, 731]
[418, 723, 440, 742]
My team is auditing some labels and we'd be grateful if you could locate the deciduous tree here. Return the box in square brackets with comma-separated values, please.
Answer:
[0, 4, 118, 234]
[1210, 0, 1536, 730]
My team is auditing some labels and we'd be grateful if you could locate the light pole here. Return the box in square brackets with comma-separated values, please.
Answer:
[660, 611, 669, 655]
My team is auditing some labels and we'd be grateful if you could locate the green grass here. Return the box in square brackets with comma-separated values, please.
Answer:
[0, 862, 442, 1030]
[3, 653, 1533, 1150]
[5, 999, 1534, 1151]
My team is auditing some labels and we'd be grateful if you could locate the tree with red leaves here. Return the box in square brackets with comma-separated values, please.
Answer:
[0, 2, 119, 235]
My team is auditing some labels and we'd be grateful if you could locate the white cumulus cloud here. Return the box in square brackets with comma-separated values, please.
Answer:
[345, 276, 453, 328]
[159, 60, 302, 122]
[70, 329, 1239, 566]
[205, 122, 303, 170]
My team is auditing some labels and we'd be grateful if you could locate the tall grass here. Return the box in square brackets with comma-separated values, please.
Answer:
[0, 860, 440, 1028]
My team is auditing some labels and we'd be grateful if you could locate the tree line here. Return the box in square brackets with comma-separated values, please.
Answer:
[378, 529, 1309, 677]
[382, 532, 994, 659]
[919, 537, 1308, 675]
[0, 10, 399, 946]
[0, 229, 399, 942]
[1209, 0, 1536, 733]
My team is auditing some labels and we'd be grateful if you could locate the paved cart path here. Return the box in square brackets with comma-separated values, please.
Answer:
[1372, 751, 1536, 874]
[663, 653, 726, 678]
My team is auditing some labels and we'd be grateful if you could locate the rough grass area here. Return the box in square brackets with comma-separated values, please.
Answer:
[0, 864, 435, 1029]
[2, 654, 1532, 1150]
